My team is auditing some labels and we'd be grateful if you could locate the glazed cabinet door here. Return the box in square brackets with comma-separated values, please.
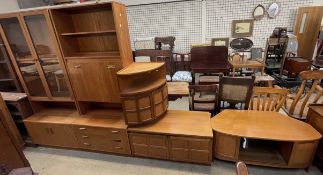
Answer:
[21, 11, 72, 99]
[0, 15, 48, 97]
[67, 59, 122, 102]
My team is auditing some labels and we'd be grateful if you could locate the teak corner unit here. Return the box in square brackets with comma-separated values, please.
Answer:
[211, 110, 321, 169]
[117, 63, 168, 125]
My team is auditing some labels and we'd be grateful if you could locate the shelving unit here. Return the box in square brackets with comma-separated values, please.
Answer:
[117, 63, 168, 126]
[50, 2, 133, 114]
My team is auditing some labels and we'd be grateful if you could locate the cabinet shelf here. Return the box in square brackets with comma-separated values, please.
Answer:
[0, 78, 14, 82]
[61, 30, 116, 36]
[121, 79, 166, 96]
[65, 51, 120, 59]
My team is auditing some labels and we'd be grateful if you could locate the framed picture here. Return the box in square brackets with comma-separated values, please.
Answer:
[211, 38, 229, 47]
[232, 19, 254, 37]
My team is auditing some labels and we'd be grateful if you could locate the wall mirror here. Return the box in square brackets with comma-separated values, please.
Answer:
[253, 5, 265, 20]
[268, 2, 280, 18]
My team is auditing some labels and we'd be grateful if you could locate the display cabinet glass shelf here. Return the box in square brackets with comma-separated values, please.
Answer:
[117, 63, 168, 126]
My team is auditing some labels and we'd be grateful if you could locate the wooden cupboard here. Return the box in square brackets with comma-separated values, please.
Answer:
[128, 110, 213, 164]
[67, 59, 122, 102]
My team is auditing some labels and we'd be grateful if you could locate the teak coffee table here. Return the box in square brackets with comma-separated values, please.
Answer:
[211, 110, 321, 169]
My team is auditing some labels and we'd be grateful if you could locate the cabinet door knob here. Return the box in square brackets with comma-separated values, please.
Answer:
[83, 143, 91, 146]
[74, 65, 81, 68]
[106, 65, 116, 69]
[111, 130, 120, 133]
[79, 127, 87, 130]
[82, 135, 89, 138]
[115, 146, 122, 149]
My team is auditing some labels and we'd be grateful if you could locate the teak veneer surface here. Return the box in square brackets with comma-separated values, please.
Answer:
[211, 110, 321, 142]
[0, 92, 27, 102]
[117, 62, 165, 75]
[128, 110, 213, 138]
[167, 82, 189, 96]
[24, 108, 127, 129]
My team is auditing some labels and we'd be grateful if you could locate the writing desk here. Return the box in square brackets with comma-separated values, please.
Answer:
[211, 110, 321, 169]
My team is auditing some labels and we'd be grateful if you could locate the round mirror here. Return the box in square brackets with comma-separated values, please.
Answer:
[253, 5, 265, 20]
[230, 38, 253, 51]
[268, 3, 280, 19]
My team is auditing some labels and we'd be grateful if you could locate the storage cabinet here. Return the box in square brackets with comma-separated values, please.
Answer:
[24, 121, 77, 148]
[73, 125, 130, 154]
[129, 132, 212, 164]
[67, 59, 122, 102]
[0, 11, 73, 102]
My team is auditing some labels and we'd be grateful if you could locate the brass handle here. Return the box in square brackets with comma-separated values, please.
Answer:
[79, 127, 87, 130]
[74, 65, 81, 68]
[83, 143, 91, 146]
[82, 135, 89, 138]
[111, 130, 120, 133]
[106, 65, 116, 69]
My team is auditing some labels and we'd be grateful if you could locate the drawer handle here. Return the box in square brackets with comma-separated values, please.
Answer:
[82, 135, 89, 138]
[112, 139, 121, 142]
[111, 130, 120, 133]
[115, 146, 123, 149]
[79, 128, 87, 130]
[74, 65, 81, 68]
[83, 143, 91, 146]
[106, 65, 116, 69]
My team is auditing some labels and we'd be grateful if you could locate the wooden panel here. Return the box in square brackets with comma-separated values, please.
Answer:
[67, 59, 121, 102]
[214, 132, 239, 161]
[170, 148, 189, 161]
[294, 6, 323, 60]
[288, 141, 318, 168]
[149, 146, 168, 159]
[190, 150, 210, 164]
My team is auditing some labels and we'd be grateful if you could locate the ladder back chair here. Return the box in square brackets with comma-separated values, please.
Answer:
[217, 75, 255, 112]
[284, 70, 323, 119]
[249, 87, 288, 112]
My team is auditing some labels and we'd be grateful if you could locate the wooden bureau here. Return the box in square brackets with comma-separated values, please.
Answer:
[128, 110, 213, 164]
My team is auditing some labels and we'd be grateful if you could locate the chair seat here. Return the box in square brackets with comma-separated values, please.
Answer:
[172, 71, 192, 82]
[193, 103, 215, 111]
[199, 76, 219, 84]
[135, 56, 150, 62]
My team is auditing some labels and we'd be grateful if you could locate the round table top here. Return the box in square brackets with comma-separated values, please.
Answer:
[211, 110, 321, 142]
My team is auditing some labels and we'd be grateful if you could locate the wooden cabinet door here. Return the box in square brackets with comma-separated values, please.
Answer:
[67, 59, 122, 102]
[24, 122, 53, 145]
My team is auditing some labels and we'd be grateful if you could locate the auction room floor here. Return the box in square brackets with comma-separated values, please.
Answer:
[24, 97, 322, 175]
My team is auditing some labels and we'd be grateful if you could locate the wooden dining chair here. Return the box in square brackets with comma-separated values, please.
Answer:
[249, 87, 288, 112]
[217, 75, 255, 112]
[236, 162, 249, 175]
[284, 70, 323, 120]
[188, 84, 217, 116]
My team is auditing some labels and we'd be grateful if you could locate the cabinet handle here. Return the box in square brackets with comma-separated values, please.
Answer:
[74, 65, 81, 68]
[83, 143, 91, 146]
[50, 128, 54, 134]
[46, 128, 50, 134]
[112, 139, 121, 142]
[106, 65, 116, 69]
[115, 146, 122, 149]
[111, 130, 120, 133]
[79, 127, 87, 130]
[82, 135, 89, 138]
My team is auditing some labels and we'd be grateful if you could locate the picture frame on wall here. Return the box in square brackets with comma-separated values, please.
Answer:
[211, 38, 229, 47]
[232, 19, 254, 37]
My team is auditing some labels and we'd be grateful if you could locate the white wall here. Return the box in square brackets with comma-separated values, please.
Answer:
[313, 0, 323, 5]
[0, 0, 19, 13]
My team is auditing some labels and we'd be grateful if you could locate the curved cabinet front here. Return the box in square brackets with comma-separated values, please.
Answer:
[121, 83, 168, 126]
